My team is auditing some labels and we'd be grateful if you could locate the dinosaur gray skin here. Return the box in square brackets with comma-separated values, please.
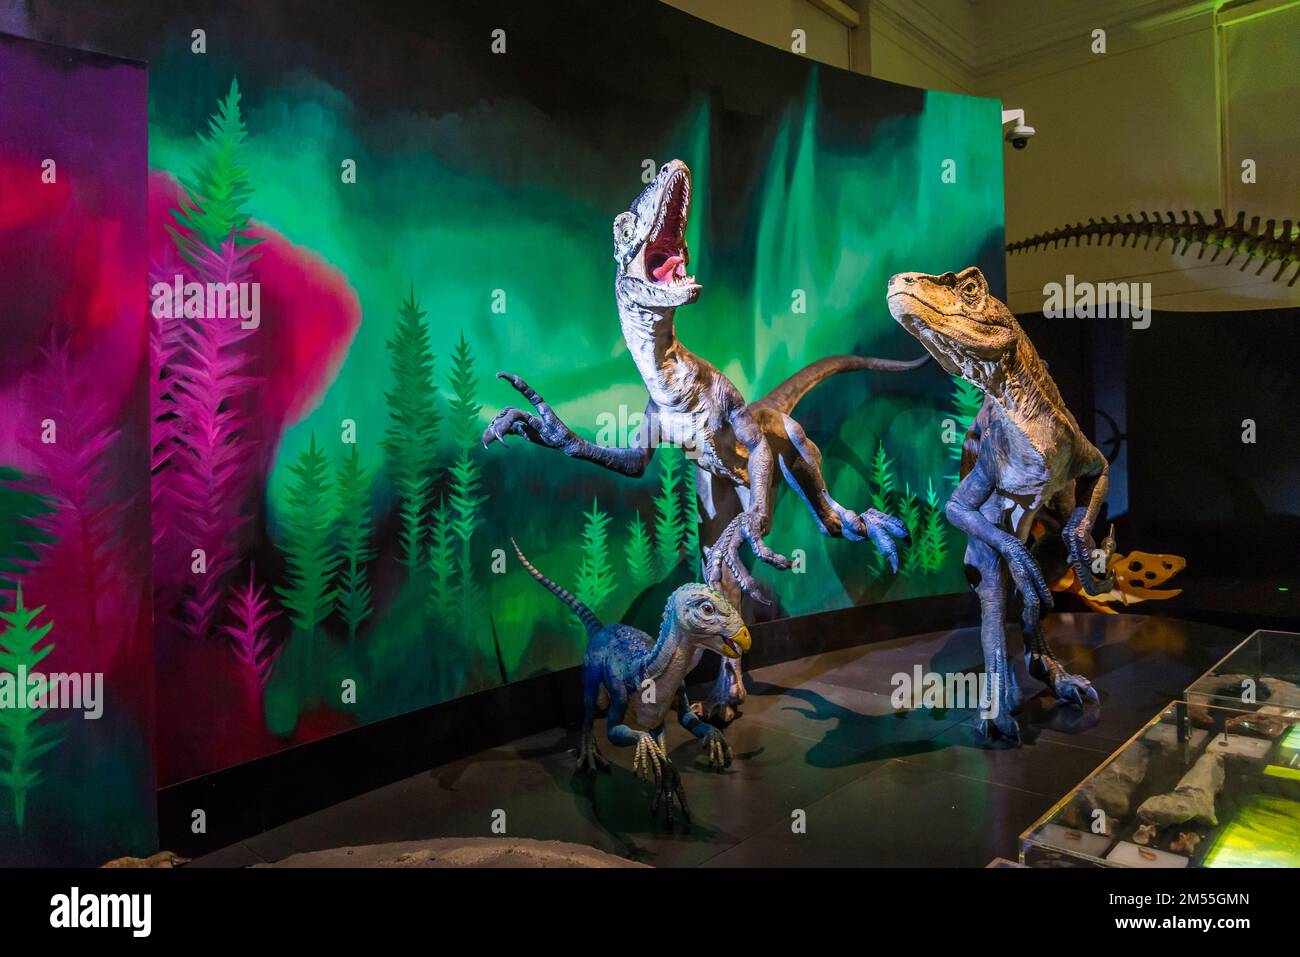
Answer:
[1007, 209, 1300, 286]
[888, 267, 1113, 742]
[512, 540, 749, 827]
[483, 159, 925, 722]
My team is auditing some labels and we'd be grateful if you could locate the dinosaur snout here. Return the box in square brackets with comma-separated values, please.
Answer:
[721, 625, 751, 659]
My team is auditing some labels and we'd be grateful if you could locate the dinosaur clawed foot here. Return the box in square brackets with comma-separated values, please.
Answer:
[1028, 654, 1100, 707]
[649, 760, 691, 829]
[692, 698, 739, 725]
[704, 511, 789, 601]
[693, 657, 745, 725]
[575, 734, 611, 775]
[1049, 668, 1100, 707]
[977, 712, 1022, 744]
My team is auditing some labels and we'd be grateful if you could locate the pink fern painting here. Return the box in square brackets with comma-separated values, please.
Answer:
[0, 33, 155, 866]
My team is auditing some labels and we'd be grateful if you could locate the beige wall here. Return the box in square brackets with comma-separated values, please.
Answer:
[660, 0, 856, 68]
[663, 0, 1300, 312]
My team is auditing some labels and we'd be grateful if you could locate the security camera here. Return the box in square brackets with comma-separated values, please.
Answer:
[1001, 108, 1036, 150]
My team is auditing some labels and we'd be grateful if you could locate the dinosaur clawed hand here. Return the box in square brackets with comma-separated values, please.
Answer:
[1065, 518, 1117, 596]
[633, 733, 690, 827]
[858, 508, 909, 573]
[704, 510, 789, 601]
[632, 732, 668, 784]
[481, 372, 577, 451]
[702, 726, 733, 771]
[997, 536, 1054, 637]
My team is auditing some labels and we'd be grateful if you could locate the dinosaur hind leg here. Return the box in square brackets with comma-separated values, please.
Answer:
[775, 414, 908, 570]
[693, 574, 748, 724]
[576, 671, 610, 773]
[966, 538, 1021, 743]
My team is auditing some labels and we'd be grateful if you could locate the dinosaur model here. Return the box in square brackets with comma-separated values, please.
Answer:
[483, 159, 925, 721]
[1007, 209, 1300, 285]
[512, 540, 748, 827]
[887, 266, 1114, 742]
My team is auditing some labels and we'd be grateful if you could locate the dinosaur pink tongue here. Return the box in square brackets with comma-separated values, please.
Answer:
[653, 255, 685, 283]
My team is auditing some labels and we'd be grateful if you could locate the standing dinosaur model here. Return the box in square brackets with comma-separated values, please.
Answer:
[887, 267, 1114, 742]
[483, 159, 925, 721]
[1007, 209, 1300, 285]
[512, 540, 748, 827]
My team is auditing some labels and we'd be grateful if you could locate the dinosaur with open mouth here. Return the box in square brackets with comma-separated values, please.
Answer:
[483, 159, 927, 723]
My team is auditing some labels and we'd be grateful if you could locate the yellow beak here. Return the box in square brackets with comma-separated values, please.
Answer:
[722, 626, 752, 658]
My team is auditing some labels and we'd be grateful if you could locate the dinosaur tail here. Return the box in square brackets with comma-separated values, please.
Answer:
[511, 538, 603, 639]
[751, 353, 930, 416]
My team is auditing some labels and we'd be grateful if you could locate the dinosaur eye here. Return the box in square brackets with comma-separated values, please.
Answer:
[961, 281, 979, 298]
[621, 224, 634, 242]
[701, 601, 716, 616]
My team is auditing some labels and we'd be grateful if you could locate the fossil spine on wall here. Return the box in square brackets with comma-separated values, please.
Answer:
[1006, 210, 1300, 285]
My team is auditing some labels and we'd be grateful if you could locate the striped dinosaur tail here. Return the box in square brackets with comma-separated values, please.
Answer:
[752, 353, 930, 416]
[510, 538, 603, 638]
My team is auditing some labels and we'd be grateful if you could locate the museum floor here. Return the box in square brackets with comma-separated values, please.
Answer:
[193, 613, 1246, 867]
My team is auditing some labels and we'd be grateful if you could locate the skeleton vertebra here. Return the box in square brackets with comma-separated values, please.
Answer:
[1007, 209, 1300, 285]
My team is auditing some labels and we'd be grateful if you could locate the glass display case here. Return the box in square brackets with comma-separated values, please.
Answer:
[1186, 629, 1300, 714]
[1021, 630, 1300, 868]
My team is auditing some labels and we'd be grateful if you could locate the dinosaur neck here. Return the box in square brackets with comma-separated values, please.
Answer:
[987, 335, 1066, 437]
[644, 607, 692, 684]
[617, 293, 683, 388]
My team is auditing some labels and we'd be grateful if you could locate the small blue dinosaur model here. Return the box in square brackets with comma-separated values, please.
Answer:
[512, 539, 749, 825]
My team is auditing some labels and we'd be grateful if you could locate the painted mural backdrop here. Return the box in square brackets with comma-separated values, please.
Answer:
[0, 35, 155, 865]
[10, 0, 1006, 789]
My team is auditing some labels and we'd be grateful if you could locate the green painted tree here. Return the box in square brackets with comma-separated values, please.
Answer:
[624, 513, 656, 589]
[0, 467, 55, 596]
[896, 483, 922, 575]
[425, 496, 456, 622]
[576, 498, 617, 616]
[919, 478, 948, 573]
[383, 290, 440, 569]
[445, 333, 486, 656]
[0, 585, 62, 831]
[334, 445, 374, 642]
[167, 77, 260, 257]
[679, 456, 701, 576]
[868, 442, 898, 576]
[275, 434, 339, 640]
[653, 448, 684, 576]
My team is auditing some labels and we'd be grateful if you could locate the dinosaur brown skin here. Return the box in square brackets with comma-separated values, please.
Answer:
[887, 266, 1114, 742]
[482, 160, 925, 723]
